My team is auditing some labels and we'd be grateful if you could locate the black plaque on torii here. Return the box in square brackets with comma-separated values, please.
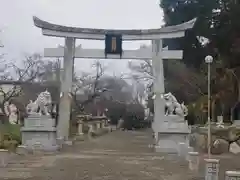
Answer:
[105, 33, 122, 58]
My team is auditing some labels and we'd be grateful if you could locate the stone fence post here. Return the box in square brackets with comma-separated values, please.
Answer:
[205, 159, 220, 180]
[88, 123, 94, 134]
[101, 120, 105, 128]
[77, 120, 84, 135]
[225, 171, 240, 180]
[0, 149, 9, 167]
[96, 121, 101, 129]
[188, 152, 199, 171]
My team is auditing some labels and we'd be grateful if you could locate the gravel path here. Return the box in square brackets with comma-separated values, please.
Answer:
[0, 130, 239, 180]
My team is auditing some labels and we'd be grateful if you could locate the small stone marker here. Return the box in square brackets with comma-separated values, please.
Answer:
[225, 171, 240, 180]
[0, 149, 9, 167]
[205, 158, 220, 180]
[188, 152, 199, 171]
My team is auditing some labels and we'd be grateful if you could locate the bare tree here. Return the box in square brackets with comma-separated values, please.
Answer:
[71, 60, 106, 112]
[128, 59, 208, 100]
[38, 58, 61, 83]
[0, 53, 45, 116]
[0, 30, 3, 48]
[165, 61, 206, 97]
[128, 59, 153, 87]
[0, 34, 6, 65]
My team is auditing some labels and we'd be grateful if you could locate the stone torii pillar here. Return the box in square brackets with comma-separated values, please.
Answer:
[152, 39, 165, 141]
[58, 37, 75, 140]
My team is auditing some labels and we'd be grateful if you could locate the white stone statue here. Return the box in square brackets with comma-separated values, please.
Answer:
[175, 102, 188, 117]
[26, 90, 52, 116]
[161, 92, 188, 117]
[26, 100, 38, 114]
[162, 92, 177, 115]
[8, 104, 18, 124]
[4, 102, 18, 124]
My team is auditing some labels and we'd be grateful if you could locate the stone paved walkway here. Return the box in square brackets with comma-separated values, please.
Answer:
[0, 129, 237, 180]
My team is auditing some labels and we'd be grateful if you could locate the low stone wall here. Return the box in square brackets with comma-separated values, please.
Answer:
[189, 124, 240, 154]
[75, 115, 109, 140]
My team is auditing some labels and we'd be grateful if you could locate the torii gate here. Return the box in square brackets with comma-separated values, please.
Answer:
[33, 16, 196, 142]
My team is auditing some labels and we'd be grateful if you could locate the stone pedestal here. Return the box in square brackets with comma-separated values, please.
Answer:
[21, 114, 58, 152]
[205, 159, 220, 180]
[155, 115, 190, 153]
[225, 171, 240, 180]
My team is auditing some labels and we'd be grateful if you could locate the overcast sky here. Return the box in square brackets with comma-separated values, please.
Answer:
[0, 0, 164, 75]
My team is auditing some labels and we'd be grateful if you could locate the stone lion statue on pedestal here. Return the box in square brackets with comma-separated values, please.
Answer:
[26, 90, 52, 116]
[161, 92, 188, 117]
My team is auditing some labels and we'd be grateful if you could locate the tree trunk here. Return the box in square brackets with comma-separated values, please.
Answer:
[237, 82, 240, 120]
[0, 101, 9, 124]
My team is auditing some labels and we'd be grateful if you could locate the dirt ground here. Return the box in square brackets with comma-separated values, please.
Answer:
[0, 130, 239, 180]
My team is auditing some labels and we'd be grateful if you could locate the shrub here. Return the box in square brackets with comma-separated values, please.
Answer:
[0, 124, 21, 149]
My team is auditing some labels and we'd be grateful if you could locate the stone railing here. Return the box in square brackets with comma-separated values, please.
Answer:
[75, 115, 109, 139]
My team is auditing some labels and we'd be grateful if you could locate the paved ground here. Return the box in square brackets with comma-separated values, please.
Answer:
[0, 129, 239, 180]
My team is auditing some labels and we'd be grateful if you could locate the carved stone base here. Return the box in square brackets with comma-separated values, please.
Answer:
[21, 116, 58, 152]
[154, 115, 190, 153]
[24, 114, 55, 127]
[155, 132, 189, 153]
[21, 129, 59, 152]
